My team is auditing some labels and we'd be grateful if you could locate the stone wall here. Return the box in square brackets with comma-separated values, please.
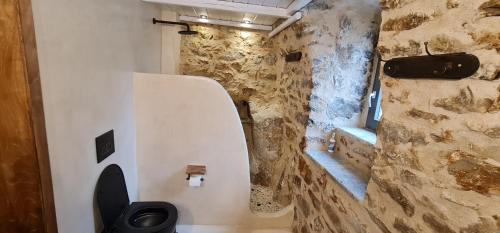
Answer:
[291, 152, 386, 233]
[179, 0, 384, 230]
[333, 128, 376, 180]
[302, 1, 381, 150]
[271, 0, 384, 231]
[271, 0, 500, 232]
[366, 0, 500, 232]
[179, 0, 380, 205]
[180, 0, 500, 232]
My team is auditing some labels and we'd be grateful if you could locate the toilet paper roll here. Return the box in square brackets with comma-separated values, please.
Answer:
[189, 175, 203, 187]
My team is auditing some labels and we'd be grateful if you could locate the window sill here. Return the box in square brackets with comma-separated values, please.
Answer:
[305, 150, 369, 202]
[337, 127, 376, 145]
[303, 128, 376, 202]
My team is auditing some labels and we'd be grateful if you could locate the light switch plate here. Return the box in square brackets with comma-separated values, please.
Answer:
[96, 130, 115, 163]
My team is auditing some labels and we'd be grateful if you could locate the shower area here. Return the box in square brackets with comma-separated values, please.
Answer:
[177, 22, 290, 213]
[235, 101, 284, 213]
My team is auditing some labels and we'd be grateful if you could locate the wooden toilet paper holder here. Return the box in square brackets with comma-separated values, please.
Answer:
[186, 165, 206, 181]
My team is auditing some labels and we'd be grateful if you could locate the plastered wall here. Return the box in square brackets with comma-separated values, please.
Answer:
[32, 1, 161, 232]
[134, 73, 251, 226]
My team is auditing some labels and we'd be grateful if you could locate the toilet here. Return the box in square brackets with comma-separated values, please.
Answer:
[96, 164, 178, 233]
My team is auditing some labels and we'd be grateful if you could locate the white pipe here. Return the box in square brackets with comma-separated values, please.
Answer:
[179, 16, 273, 31]
[287, 0, 312, 15]
[268, 12, 302, 38]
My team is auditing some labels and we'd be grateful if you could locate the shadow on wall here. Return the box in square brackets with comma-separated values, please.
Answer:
[234, 100, 256, 182]
[93, 186, 103, 233]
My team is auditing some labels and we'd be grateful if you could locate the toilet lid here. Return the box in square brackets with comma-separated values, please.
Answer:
[96, 164, 130, 230]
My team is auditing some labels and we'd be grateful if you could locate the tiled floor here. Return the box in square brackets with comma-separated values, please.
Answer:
[176, 225, 291, 233]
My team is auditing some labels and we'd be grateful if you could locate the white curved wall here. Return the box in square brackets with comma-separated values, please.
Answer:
[134, 73, 252, 225]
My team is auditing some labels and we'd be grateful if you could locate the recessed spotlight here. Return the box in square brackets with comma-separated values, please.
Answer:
[241, 19, 252, 28]
[199, 15, 209, 23]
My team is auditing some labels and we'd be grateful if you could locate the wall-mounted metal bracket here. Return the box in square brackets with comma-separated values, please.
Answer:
[285, 51, 302, 62]
[383, 42, 480, 79]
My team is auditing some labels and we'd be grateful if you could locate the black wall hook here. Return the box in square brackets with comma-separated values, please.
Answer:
[424, 41, 436, 56]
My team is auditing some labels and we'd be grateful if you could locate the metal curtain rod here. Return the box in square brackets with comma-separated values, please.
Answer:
[152, 18, 192, 31]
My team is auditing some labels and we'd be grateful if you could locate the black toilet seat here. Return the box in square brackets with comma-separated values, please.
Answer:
[96, 164, 177, 233]
[119, 202, 177, 232]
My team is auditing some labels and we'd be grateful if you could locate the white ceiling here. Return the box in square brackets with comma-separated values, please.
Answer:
[163, 4, 279, 25]
[219, 0, 295, 8]
[145, 0, 311, 29]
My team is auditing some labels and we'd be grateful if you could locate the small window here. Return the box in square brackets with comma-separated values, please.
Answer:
[365, 54, 382, 131]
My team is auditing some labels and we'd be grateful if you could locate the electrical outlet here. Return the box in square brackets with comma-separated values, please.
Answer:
[285, 51, 302, 62]
[96, 130, 115, 163]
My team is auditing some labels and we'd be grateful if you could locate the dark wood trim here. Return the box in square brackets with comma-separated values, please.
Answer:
[17, 1, 58, 233]
[365, 53, 381, 131]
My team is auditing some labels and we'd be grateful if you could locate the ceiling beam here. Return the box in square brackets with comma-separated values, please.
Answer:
[142, 0, 291, 18]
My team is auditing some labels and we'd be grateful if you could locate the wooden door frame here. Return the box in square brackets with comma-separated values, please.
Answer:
[17, 0, 58, 232]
